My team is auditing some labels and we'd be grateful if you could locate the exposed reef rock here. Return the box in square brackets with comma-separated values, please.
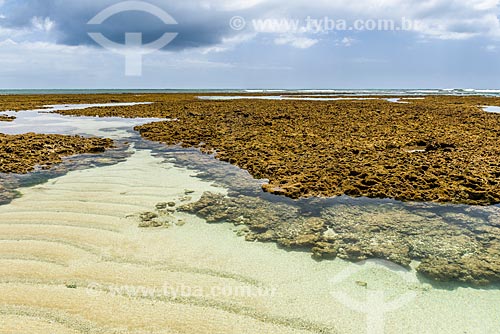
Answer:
[0, 93, 155, 112]
[0, 114, 15, 122]
[0, 140, 130, 206]
[131, 95, 500, 205]
[0, 133, 113, 174]
[180, 191, 500, 285]
[20, 93, 499, 205]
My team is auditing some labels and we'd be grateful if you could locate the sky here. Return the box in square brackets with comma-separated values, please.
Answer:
[0, 0, 499, 89]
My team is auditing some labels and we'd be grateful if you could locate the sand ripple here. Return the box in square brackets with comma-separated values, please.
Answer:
[0, 149, 334, 334]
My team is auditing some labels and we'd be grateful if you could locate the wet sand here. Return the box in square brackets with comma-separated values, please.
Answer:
[0, 148, 329, 334]
[0, 148, 499, 334]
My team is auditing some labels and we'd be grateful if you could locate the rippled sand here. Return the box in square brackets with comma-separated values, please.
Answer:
[0, 148, 499, 334]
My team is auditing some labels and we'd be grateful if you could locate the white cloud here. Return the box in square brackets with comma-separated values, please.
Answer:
[0, 40, 241, 87]
[274, 35, 318, 49]
[31, 16, 55, 32]
[1, 0, 500, 89]
[473, 0, 499, 10]
[199, 33, 256, 54]
[0, 25, 29, 41]
[147, 56, 235, 69]
[0, 40, 97, 76]
[200, 0, 500, 49]
[3, 0, 500, 53]
[484, 44, 497, 51]
[247, 0, 500, 40]
[350, 57, 388, 63]
[337, 37, 356, 47]
[200, 0, 265, 11]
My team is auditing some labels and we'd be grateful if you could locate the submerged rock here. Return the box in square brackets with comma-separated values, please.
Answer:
[180, 191, 500, 285]
[139, 212, 158, 222]
[136, 201, 186, 229]
[155, 202, 168, 210]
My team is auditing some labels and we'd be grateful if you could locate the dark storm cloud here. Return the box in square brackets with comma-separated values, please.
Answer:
[1, 0, 498, 48]
[0, 0, 246, 50]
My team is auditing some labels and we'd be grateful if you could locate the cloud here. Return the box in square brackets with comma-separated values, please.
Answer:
[350, 57, 388, 63]
[198, 33, 256, 53]
[198, 0, 266, 11]
[484, 44, 498, 52]
[31, 16, 54, 32]
[0, 38, 244, 88]
[337, 37, 355, 47]
[0, 0, 245, 50]
[274, 35, 318, 48]
[0, 0, 499, 53]
[0, 0, 500, 67]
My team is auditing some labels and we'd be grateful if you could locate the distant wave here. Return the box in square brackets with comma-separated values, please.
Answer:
[1, 88, 499, 97]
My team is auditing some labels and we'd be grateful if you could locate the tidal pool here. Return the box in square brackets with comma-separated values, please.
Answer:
[197, 96, 426, 104]
[0, 105, 498, 334]
[482, 106, 500, 113]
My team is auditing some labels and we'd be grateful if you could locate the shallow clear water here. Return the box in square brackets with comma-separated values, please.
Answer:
[0, 103, 163, 139]
[483, 106, 500, 113]
[0, 105, 499, 334]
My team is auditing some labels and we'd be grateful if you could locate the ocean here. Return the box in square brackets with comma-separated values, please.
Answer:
[1, 88, 500, 96]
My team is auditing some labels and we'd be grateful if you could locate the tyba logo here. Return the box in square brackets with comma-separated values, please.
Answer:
[88, 1, 178, 76]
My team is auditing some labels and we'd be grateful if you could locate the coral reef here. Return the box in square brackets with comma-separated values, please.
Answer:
[180, 192, 500, 285]
[131, 95, 500, 205]
[0, 133, 113, 174]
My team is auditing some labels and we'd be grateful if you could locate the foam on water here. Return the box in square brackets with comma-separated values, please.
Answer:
[1, 88, 500, 96]
[198, 96, 409, 103]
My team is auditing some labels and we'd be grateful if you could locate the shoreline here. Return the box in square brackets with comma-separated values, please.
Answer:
[0, 94, 499, 284]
